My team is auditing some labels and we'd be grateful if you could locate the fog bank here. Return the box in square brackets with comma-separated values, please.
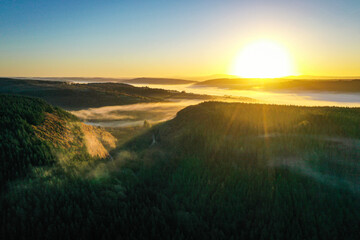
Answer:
[71, 99, 203, 127]
[131, 83, 360, 107]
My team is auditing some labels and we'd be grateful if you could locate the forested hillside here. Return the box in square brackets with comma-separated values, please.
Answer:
[123, 102, 360, 239]
[194, 78, 360, 93]
[0, 94, 115, 187]
[1, 99, 359, 239]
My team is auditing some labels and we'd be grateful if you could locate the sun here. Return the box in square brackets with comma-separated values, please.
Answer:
[230, 40, 294, 78]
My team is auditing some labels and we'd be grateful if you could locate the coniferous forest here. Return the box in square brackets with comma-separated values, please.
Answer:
[0, 94, 359, 239]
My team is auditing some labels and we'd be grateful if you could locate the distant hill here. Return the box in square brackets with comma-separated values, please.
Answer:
[123, 77, 196, 85]
[15, 77, 129, 83]
[194, 77, 360, 92]
[263, 79, 360, 92]
[284, 75, 360, 80]
[0, 78, 254, 110]
[193, 78, 281, 88]
[186, 74, 239, 81]
[194, 78, 253, 87]
[0, 78, 210, 110]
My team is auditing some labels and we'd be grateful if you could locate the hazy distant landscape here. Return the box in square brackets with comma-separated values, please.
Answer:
[2, 77, 360, 130]
[128, 77, 360, 107]
[0, 78, 255, 127]
[9, 76, 360, 107]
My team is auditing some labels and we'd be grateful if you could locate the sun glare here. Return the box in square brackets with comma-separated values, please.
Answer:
[230, 40, 294, 78]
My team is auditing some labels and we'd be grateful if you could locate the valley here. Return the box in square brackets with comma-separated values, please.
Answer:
[1, 93, 359, 239]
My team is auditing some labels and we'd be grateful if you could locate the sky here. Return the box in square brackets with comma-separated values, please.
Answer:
[1, 0, 360, 78]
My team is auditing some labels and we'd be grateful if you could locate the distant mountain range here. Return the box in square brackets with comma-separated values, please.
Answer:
[14, 77, 129, 83]
[11, 76, 197, 85]
[284, 75, 360, 80]
[7, 74, 360, 84]
[122, 77, 196, 85]
[4, 75, 360, 93]
[193, 78, 360, 93]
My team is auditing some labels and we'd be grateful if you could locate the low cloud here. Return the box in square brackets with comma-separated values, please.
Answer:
[71, 99, 204, 127]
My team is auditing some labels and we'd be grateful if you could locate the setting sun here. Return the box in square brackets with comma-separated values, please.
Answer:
[230, 40, 294, 78]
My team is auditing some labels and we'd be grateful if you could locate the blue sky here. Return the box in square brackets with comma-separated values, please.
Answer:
[1, 0, 360, 77]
